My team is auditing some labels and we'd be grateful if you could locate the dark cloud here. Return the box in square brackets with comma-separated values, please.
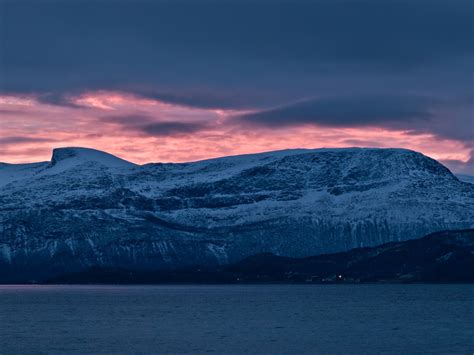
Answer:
[236, 95, 474, 146]
[35, 92, 85, 108]
[0, 136, 58, 145]
[236, 95, 434, 127]
[1, 0, 472, 108]
[141, 121, 208, 136]
[101, 114, 208, 137]
[100, 114, 153, 127]
[129, 89, 283, 110]
[0, 0, 472, 162]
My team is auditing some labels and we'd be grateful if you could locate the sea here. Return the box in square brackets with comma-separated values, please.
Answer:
[0, 284, 473, 354]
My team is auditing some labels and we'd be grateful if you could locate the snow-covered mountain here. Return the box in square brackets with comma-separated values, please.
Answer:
[456, 174, 474, 184]
[1, 147, 473, 282]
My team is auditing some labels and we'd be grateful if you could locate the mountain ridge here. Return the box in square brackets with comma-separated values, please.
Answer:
[0, 145, 449, 167]
[0, 147, 472, 282]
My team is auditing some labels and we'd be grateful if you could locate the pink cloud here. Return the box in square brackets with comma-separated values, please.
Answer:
[0, 91, 471, 174]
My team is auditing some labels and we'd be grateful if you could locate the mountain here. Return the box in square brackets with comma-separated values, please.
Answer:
[226, 229, 474, 283]
[47, 229, 474, 284]
[456, 174, 474, 184]
[0, 147, 473, 282]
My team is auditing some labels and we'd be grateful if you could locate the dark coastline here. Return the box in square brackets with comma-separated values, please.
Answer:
[13, 229, 471, 285]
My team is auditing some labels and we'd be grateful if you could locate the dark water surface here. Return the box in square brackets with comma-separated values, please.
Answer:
[0, 284, 473, 354]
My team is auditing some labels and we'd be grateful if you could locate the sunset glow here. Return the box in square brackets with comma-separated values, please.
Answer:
[0, 91, 470, 171]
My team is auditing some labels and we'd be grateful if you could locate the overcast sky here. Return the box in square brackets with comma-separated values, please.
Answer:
[0, 0, 473, 173]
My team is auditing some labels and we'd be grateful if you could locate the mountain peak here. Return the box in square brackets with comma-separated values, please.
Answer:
[50, 147, 135, 168]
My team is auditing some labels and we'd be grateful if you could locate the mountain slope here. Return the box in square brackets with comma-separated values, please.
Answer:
[227, 229, 474, 283]
[456, 174, 474, 184]
[46, 229, 474, 284]
[0, 147, 473, 282]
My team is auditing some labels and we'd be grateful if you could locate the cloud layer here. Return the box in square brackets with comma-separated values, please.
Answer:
[2, 0, 472, 102]
[0, 0, 472, 173]
[101, 114, 209, 136]
[237, 96, 434, 127]
[0, 91, 472, 174]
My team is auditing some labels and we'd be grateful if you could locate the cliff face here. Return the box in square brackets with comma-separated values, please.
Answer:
[1, 147, 473, 281]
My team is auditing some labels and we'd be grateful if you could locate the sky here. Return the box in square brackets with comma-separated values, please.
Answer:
[0, 0, 473, 173]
